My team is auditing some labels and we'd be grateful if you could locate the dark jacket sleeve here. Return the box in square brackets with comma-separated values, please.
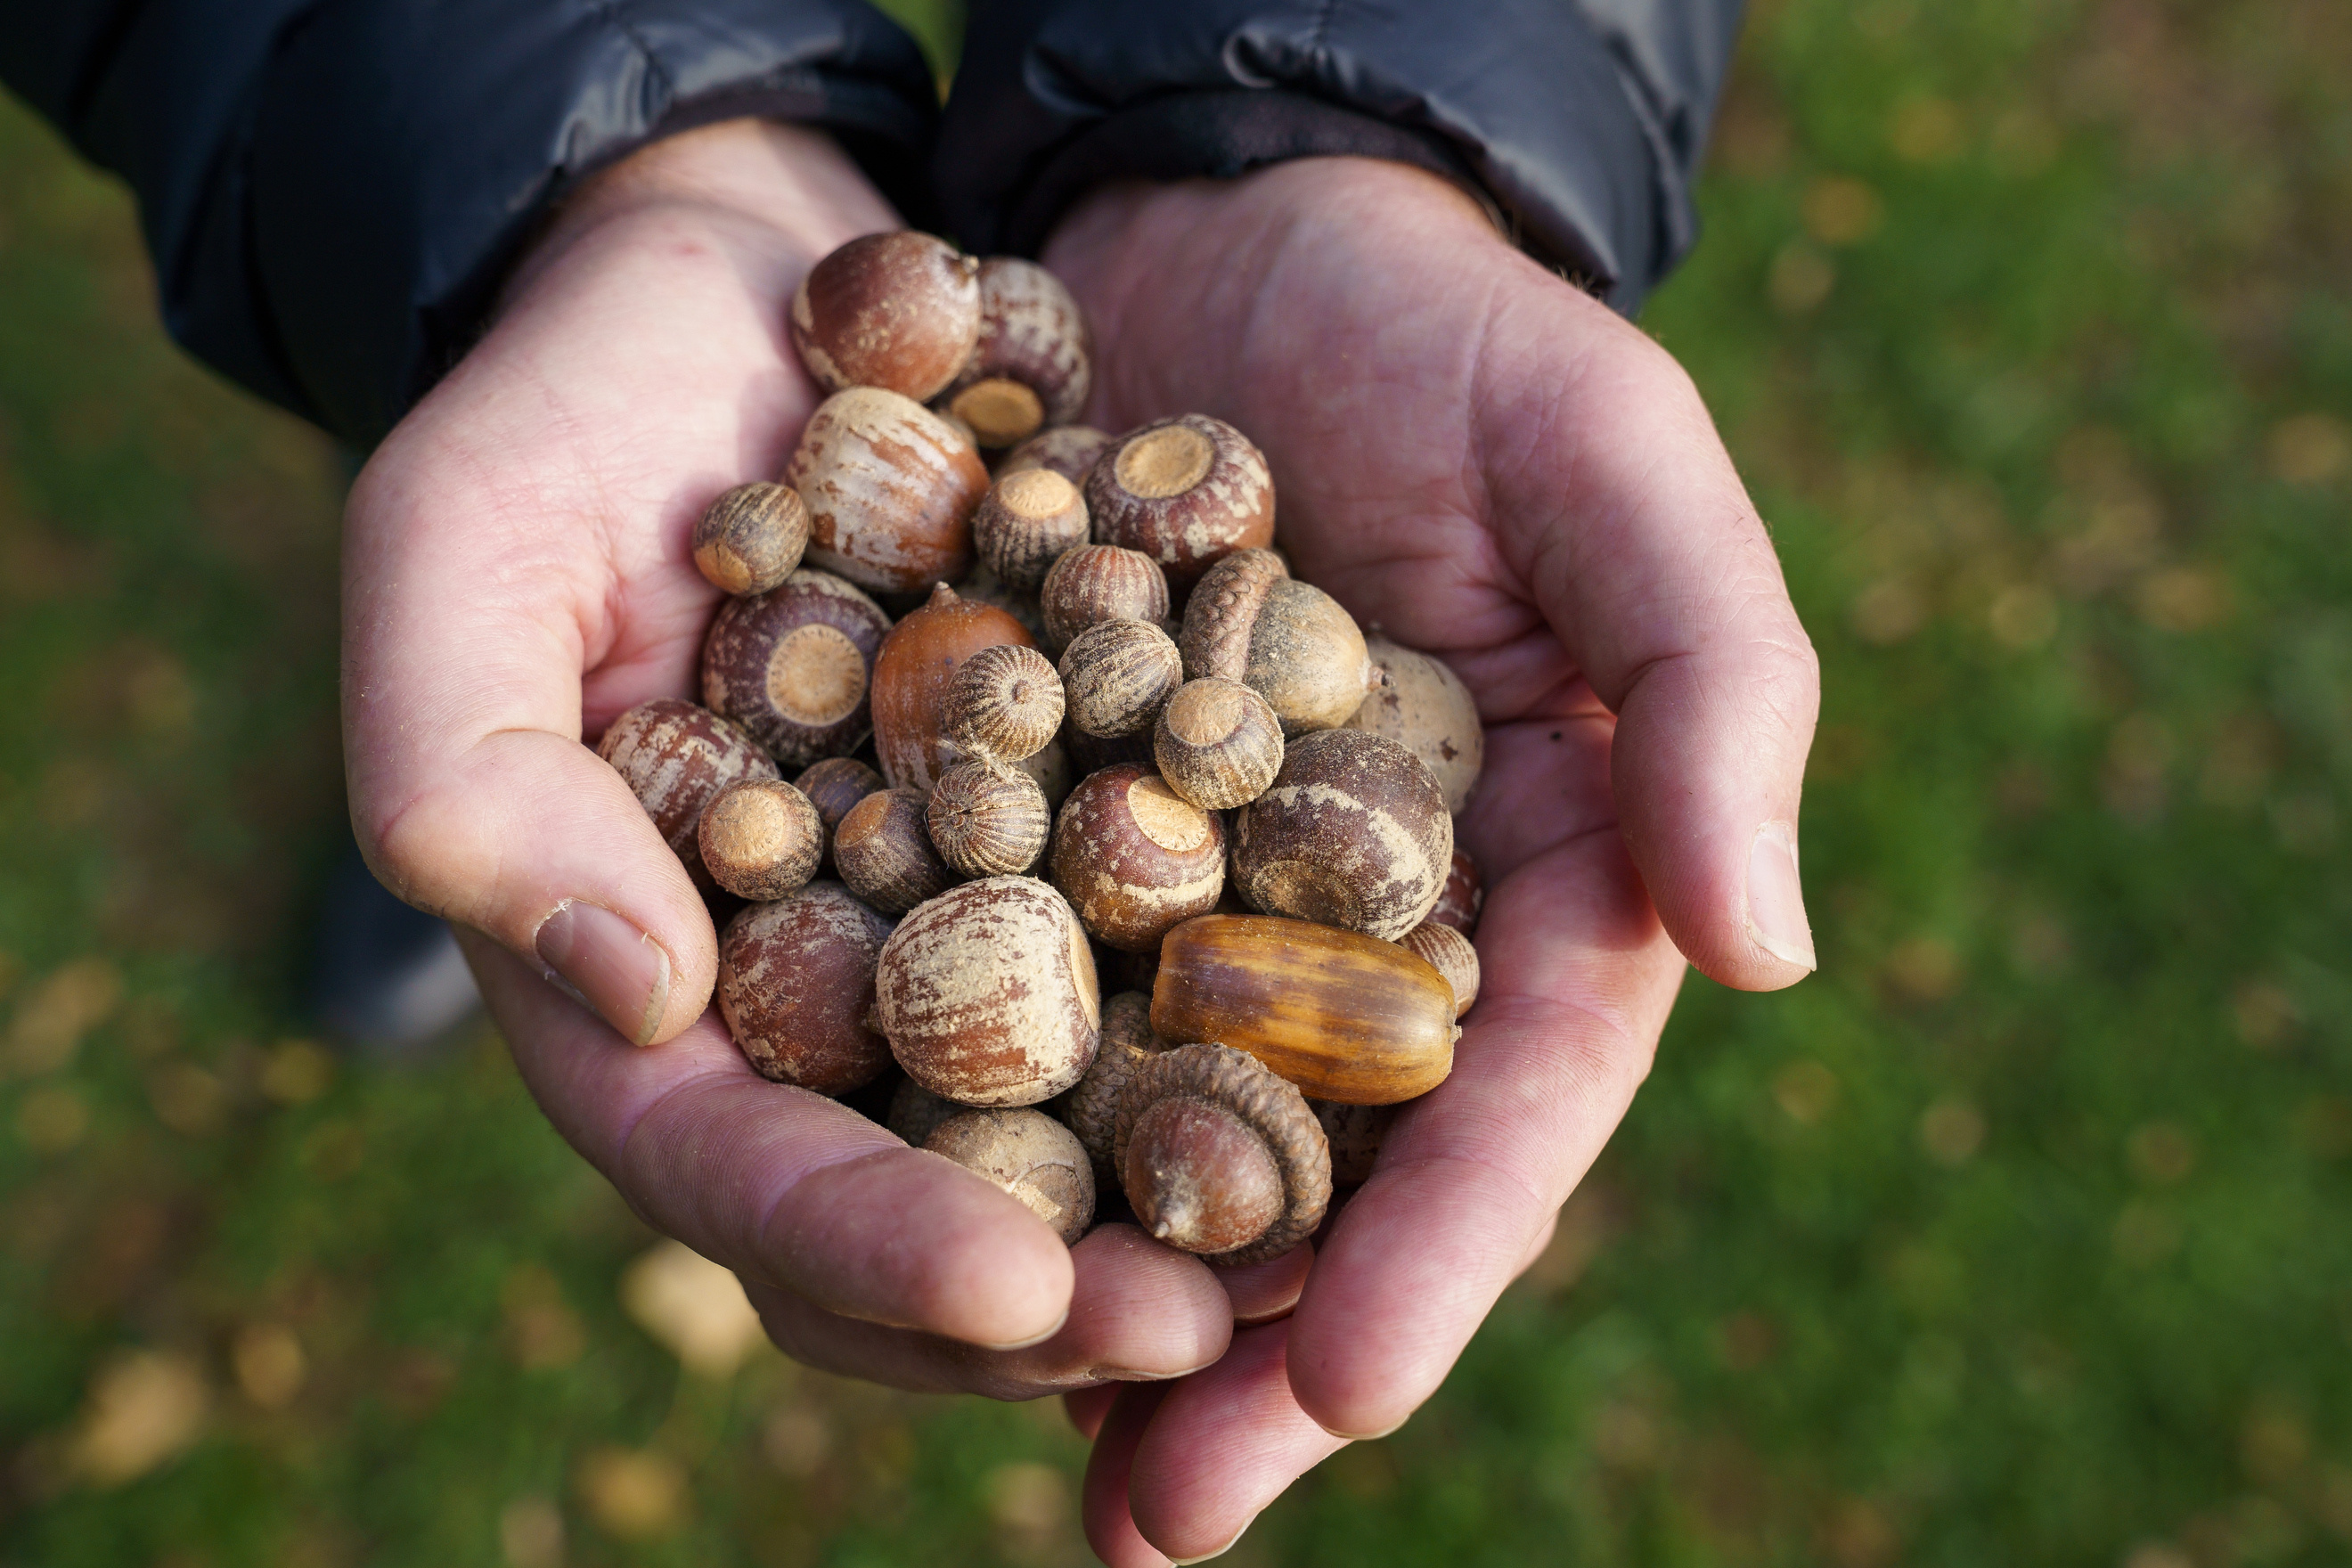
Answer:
[0, 1, 941, 446]
[936, 0, 1744, 314]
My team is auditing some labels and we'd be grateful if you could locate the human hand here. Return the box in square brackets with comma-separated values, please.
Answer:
[1040, 159, 1820, 1562]
[341, 120, 1248, 1402]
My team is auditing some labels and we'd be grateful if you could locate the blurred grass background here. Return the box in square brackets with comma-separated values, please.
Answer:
[2, 0, 2348, 1563]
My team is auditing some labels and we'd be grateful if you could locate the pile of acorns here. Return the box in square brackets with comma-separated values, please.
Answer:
[597, 232, 1489, 1265]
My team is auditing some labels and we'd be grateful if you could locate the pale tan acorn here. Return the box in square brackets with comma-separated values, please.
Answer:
[701, 568, 894, 768]
[1039, 543, 1172, 654]
[1398, 920, 1480, 1018]
[941, 642, 1064, 762]
[972, 468, 1090, 593]
[833, 787, 957, 914]
[1000, 425, 1113, 487]
[1231, 729, 1452, 941]
[925, 1108, 1096, 1244]
[1152, 676, 1285, 811]
[1346, 633, 1485, 816]
[935, 258, 1092, 449]
[596, 698, 780, 894]
[1151, 913, 1457, 1106]
[1085, 415, 1275, 586]
[696, 778, 825, 902]
[1179, 548, 1373, 736]
[788, 232, 980, 401]
[691, 481, 809, 596]
[1112, 1042, 1330, 1265]
[1059, 618, 1183, 739]
[785, 388, 988, 594]
[926, 757, 1051, 877]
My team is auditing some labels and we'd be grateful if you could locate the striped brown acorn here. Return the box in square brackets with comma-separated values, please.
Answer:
[716, 883, 894, 1094]
[701, 568, 893, 768]
[1085, 415, 1275, 587]
[1399, 920, 1480, 1018]
[691, 481, 808, 596]
[1039, 543, 1172, 655]
[1112, 1042, 1330, 1264]
[1153, 676, 1285, 811]
[1231, 728, 1453, 942]
[1180, 548, 1373, 736]
[596, 698, 780, 894]
[870, 583, 1038, 793]
[785, 388, 988, 594]
[833, 787, 956, 914]
[1000, 424, 1113, 487]
[942, 641, 1063, 763]
[971, 468, 1090, 594]
[1347, 633, 1484, 816]
[1151, 914, 1457, 1105]
[876, 877, 1100, 1107]
[793, 755, 884, 872]
[935, 258, 1092, 449]
[1059, 618, 1183, 739]
[788, 232, 980, 401]
[926, 757, 1051, 878]
[1049, 764, 1225, 952]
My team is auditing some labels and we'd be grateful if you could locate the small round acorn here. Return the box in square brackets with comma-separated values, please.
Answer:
[925, 1108, 1096, 1244]
[926, 758, 1051, 878]
[1347, 633, 1484, 815]
[1039, 543, 1170, 654]
[1429, 847, 1484, 937]
[936, 258, 1091, 449]
[1049, 764, 1225, 952]
[786, 388, 988, 594]
[701, 568, 894, 768]
[697, 778, 824, 901]
[1153, 676, 1285, 810]
[1232, 729, 1453, 942]
[793, 755, 884, 870]
[942, 642, 1063, 762]
[1113, 1042, 1330, 1264]
[1085, 415, 1274, 586]
[1059, 619, 1182, 739]
[788, 232, 980, 401]
[834, 787, 956, 914]
[692, 482, 809, 596]
[870, 582, 1038, 793]
[596, 698, 780, 894]
[716, 883, 894, 1094]
[1399, 920, 1480, 1018]
[972, 468, 1090, 593]
[877, 877, 1101, 1107]
[1055, 992, 1165, 1176]
[1180, 548, 1373, 736]
[1000, 425, 1113, 487]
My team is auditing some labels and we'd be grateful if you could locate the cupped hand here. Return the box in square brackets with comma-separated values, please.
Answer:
[341, 120, 1241, 1402]
[1041, 159, 1820, 1561]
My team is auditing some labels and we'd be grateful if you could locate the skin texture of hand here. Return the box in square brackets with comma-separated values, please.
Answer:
[341, 121, 1255, 1407]
[1036, 159, 1821, 1563]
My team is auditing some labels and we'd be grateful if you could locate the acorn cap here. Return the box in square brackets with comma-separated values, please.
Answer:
[1179, 548, 1288, 684]
[1112, 1042, 1331, 1266]
[1057, 992, 1163, 1173]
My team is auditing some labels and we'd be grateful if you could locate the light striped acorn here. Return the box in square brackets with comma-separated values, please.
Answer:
[1039, 543, 1170, 654]
[926, 757, 1051, 877]
[834, 787, 956, 914]
[1179, 548, 1374, 736]
[1112, 1042, 1330, 1264]
[973, 469, 1090, 594]
[942, 642, 1063, 762]
[1153, 675, 1284, 810]
[785, 388, 988, 594]
[1398, 920, 1479, 1018]
[1059, 618, 1183, 739]
[692, 481, 808, 596]
[1150, 914, 1458, 1106]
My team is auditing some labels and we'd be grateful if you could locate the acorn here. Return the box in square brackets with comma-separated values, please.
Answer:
[793, 755, 884, 872]
[1086, 415, 1275, 586]
[1310, 1099, 1399, 1186]
[1232, 729, 1453, 941]
[926, 758, 1051, 878]
[1151, 914, 1457, 1105]
[887, 1075, 960, 1148]
[1059, 619, 1183, 739]
[1000, 424, 1114, 486]
[1054, 992, 1165, 1176]
[1429, 847, 1484, 937]
[1152, 676, 1285, 811]
[935, 258, 1091, 448]
[1399, 920, 1480, 1018]
[925, 1108, 1096, 1244]
[1179, 549, 1373, 736]
[870, 582, 1038, 793]
[715, 883, 895, 1094]
[949, 562, 1049, 645]
[1039, 543, 1172, 654]
[691, 481, 809, 596]
[941, 642, 1063, 762]
[596, 698, 779, 894]
[1049, 764, 1225, 952]
[788, 232, 980, 401]
[972, 468, 1090, 593]
[1113, 1042, 1330, 1265]
[833, 787, 956, 914]
[1347, 633, 1484, 815]
[785, 388, 989, 594]
[696, 779, 824, 902]
[1013, 736, 1074, 814]
[701, 568, 894, 767]
[876, 877, 1100, 1107]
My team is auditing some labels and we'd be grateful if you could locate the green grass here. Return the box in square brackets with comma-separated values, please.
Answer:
[3, 0, 2349, 1563]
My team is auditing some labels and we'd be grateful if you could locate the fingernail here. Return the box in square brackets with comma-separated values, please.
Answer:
[980, 1307, 1069, 1352]
[1172, 1517, 1256, 1565]
[534, 901, 672, 1045]
[1745, 821, 1817, 972]
[1319, 1417, 1405, 1440]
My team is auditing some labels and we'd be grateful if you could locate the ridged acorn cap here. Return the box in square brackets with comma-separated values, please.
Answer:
[1112, 1042, 1330, 1265]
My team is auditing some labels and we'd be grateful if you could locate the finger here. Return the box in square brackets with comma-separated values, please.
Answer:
[1127, 1322, 1349, 1562]
[1477, 282, 1821, 990]
[735, 1225, 1233, 1398]
[1066, 1385, 1120, 1441]
[1284, 818, 1686, 1441]
[1083, 1384, 1176, 1568]
[463, 930, 1074, 1348]
[1215, 1244, 1313, 1327]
